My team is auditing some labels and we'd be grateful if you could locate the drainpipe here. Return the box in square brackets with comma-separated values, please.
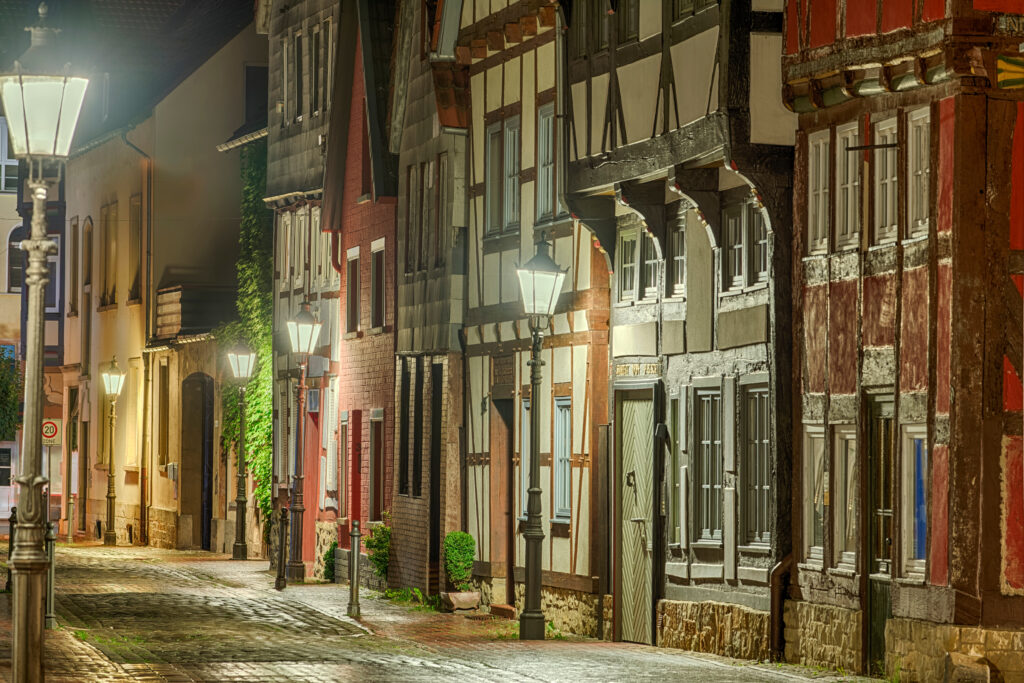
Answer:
[122, 129, 153, 544]
[769, 553, 792, 661]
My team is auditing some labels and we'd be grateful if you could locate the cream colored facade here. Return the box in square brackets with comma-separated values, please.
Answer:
[60, 24, 266, 548]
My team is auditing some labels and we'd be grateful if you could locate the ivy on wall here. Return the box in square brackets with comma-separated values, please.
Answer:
[215, 138, 274, 528]
[0, 357, 22, 441]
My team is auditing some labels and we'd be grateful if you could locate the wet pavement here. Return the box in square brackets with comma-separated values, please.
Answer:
[0, 543, 871, 681]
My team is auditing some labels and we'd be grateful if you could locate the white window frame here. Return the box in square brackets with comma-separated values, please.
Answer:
[370, 238, 385, 329]
[639, 231, 658, 300]
[617, 229, 638, 302]
[537, 103, 556, 221]
[835, 121, 861, 249]
[803, 424, 826, 565]
[743, 384, 770, 546]
[749, 204, 769, 283]
[346, 247, 360, 333]
[695, 388, 723, 542]
[293, 210, 307, 289]
[503, 116, 521, 230]
[485, 122, 503, 234]
[278, 213, 291, 291]
[724, 203, 744, 290]
[553, 397, 571, 520]
[807, 130, 830, 255]
[0, 118, 17, 193]
[874, 118, 898, 245]
[7, 225, 22, 294]
[669, 211, 686, 298]
[907, 108, 931, 239]
[44, 235, 60, 314]
[520, 398, 530, 518]
[901, 424, 928, 580]
[833, 425, 858, 571]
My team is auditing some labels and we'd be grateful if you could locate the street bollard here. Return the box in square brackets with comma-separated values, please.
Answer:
[45, 522, 56, 629]
[5, 506, 16, 593]
[347, 520, 361, 619]
[274, 507, 288, 591]
[67, 498, 74, 543]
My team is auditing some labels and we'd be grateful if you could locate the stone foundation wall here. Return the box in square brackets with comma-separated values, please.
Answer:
[783, 600, 862, 673]
[887, 618, 1024, 682]
[147, 507, 177, 550]
[313, 521, 338, 580]
[657, 599, 769, 661]
[335, 548, 388, 591]
[267, 507, 283, 572]
[514, 583, 601, 638]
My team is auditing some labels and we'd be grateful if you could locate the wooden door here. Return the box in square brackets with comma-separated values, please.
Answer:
[620, 397, 654, 644]
[867, 398, 894, 675]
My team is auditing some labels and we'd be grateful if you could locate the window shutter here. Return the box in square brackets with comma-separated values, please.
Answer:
[723, 377, 736, 473]
[680, 465, 688, 549]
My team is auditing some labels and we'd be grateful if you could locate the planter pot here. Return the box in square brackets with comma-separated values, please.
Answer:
[440, 590, 481, 612]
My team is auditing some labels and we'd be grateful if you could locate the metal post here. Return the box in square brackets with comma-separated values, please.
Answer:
[6, 506, 17, 592]
[520, 316, 547, 640]
[348, 520, 360, 618]
[287, 361, 307, 582]
[13, 177, 55, 681]
[232, 386, 248, 560]
[103, 396, 117, 545]
[44, 523, 55, 629]
[274, 507, 288, 591]
[66, 497, 73, 544]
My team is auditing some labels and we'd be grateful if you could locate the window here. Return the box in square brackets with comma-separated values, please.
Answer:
[803, 425, 826, 563]
[669, 212, 685, 297]
[486, 123, 502, 233]
[833, 426, 857, 569]
[724, 204, 744, 290]
[69, 217, 79, 314]
[7, 226, 23, 293]
[537, 103, 556, 221]
[83, 218, 93, 288]
[554, 398, 571, 520]
[306, 388, 320, 413]
[345, 249, 359, 333]
[294, 32, 304, 121]
[44, 236, 59, 314]
[749, 206, 768, 282]
[617, 0, 638, 41]
[907, 108, 931, 238]
[587, 0, 608, 52]
[520, 398, 530, 517]
[311, 24, 321, 115]
[293, 211, 307, 288]
[339, 416, 348, 514]
[874, 118, 898, 244]
[281, 37, 289, 124]
[696, 390, 722, 541]
[0, 119, 17, 193]
[405, 164, 418, 272]
[503, 117, 521, 230]
[158, 361, 169, 466]
[835, 122, 861, 248]
[129, 195, 141, 300]
[419, 161, 431, 270]
[322, 19, 333, 111]
[101, 202, 117, 306]
[435, 153, 448, 267]
[673, 0, 695, 20]
[668, 396, 682, 544]
[278, 213, 291, 289]
[901, 425, 928, 579]
[371, 240, 385, 328]
[744, 386, 770, 545]
[807, 130, 830, 254]
[0, 448, 10, 487]
[618, 230, 637, 301]
[399, 362, 410, 495]
[571, 2, 587, 57]
[485, 117, 521, 234]
[369, 415, 384, 521]
[325, 376, 338, 491]
[412, 358, 423, 497]
[640, 232, 658, 299]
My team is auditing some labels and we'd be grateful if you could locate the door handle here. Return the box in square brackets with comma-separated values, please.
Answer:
[630, 517, 646, 524]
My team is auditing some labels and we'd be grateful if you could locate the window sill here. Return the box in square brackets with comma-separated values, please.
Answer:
[690, 538, 723, 550]
[67, 311, 78, 318]
[343, 331, 360, 340]
[613, 299, 636, 308]
[868, 240, 897, 252]
[896, 574, 926, 586]
[720, 281, 768, 298]
[122, 465, 139, 472]
[127, 297, 142, 307]
[356, 193, 372, 204]
[95, 463, 108, 471]
[797, 560, 824, 572]
[97, 303, 118, 312]
[827, 566, 857, 579]
[738, 543, 771, 555]
[367, 326, 388, 336]
[802, 252, 828, 262]
[833, 241, 859, 253]
[902, 233, 928, 245]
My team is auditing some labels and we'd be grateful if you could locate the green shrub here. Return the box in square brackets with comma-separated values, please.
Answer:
[443, 531, 475, 591]
[364, 512, 391, 579]
[323, 540, 338, 580]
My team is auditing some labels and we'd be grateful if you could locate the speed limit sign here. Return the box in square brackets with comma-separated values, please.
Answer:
[41, 419, 62, 446]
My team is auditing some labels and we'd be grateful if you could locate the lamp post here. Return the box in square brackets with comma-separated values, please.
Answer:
[0, 4, 88, 678]
[227, 345, 256, 560]
[101, 357, 125, 546]
[514, 233, 566, 640]
[285, 302, 321, 582]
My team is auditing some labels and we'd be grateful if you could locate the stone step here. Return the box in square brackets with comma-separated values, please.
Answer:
[490, 603, 516, 620]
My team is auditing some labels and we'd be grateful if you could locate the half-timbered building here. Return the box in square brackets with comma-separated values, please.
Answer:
[784, 0, 1024, 678]
[461, 1, 612, 636]
[386, 0, 467, 595]
[563, 0, 794, 652]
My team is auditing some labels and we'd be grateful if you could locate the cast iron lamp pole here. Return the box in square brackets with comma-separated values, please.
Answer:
[514, 233, 566, 641]
[285, 302, 321, 582]
[228, 346, 256, 560]
[101, 358, 125, 546]
[0, 4, 88, 678]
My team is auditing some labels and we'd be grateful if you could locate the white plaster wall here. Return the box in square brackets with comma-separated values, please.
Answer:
[750, 33, 797, 146]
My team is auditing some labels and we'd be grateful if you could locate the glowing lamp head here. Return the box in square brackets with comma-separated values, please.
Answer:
[101, 357, 125, 397]
[516, 234, 566, 318]
[227, 345, 257, 380]
[287, 302, 322, 356]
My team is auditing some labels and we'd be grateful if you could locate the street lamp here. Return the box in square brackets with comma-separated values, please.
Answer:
[514, 233, 566, 640]
[285, 302, 321, 582]
[0, 3, 88, 678]
[101, 357, 125, 546]
[227, 345, 256, 560]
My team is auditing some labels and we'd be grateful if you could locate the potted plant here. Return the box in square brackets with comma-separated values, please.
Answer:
[440, 531, 480, 611]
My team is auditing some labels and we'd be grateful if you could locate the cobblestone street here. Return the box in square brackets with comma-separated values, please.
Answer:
[0, 545, 869, 682]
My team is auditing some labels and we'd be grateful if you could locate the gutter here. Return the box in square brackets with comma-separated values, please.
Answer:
[216, 127, 268, 153]
[769, 553, 793, 661]
[263, 188, 323, 207]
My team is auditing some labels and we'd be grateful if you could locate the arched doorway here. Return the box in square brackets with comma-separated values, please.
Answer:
[181, 372, 214, 550]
